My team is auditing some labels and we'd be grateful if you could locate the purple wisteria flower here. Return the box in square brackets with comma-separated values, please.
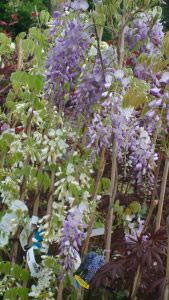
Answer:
[87, 93, 134, 154]
[59, 208, 86, 271]
[71, 0, 89, 11]
[88, 92, 157, 184]
[72, 62, 105, 114]
[88, 113, 112, 149]
[150, 20, 164, 47]
[0, 123, 10, 132]
[125, 13, 164, 54]
[125, 17, 149, 51]
[125, 217, 149, 243]
[45, 19, 91, 110]
[128, 126, 158, 184]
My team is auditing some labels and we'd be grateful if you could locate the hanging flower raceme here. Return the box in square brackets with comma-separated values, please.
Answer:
[87, 92, 135, 153]
[72, 61, 105, 115]
[128, 126, 158, 184]
[125, 12, 164, 55]
[88, 90, 157, 184]
[45, 18, 92, 110]
[59, 208, 86, 271]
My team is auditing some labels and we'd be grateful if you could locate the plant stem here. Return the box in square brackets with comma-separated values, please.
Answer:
[131, 264, 141, 300]
[155, 157, 169, 232]
[57, 276, 65, 300]
[164, 216, 169, 300]
[25, 110, 34, 135]
[81, 125, 88, 149]
[82, 147, 106, 256]
[11, 157, 30, 264]
[118, 0, 126, 68]
[163, 216, 169, 300]
[78, 148, 106, 300]
[47, 168, 55, 215]
[142, 154, 162, 234]
[104, 147, 117, 300]
[16, 38, 23, 71]
[0, 83, 11, 95]
[33, 190, 40, 216]
[130, 153, 162, 295]
[105, 140, 117, 263]
[78, 147, 106, 300]
[11, 111, 33, 263]
[93, 17, 105, 80]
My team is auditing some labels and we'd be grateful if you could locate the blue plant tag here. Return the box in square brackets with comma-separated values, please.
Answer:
[32, 229, 44, 249]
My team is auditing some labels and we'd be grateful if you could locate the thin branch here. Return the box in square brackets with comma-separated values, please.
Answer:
[25, 110, 34, 136]
[0, 83, 11, 95]
[56, 276, 65, 300]
[79, 147, 106, 300]
[82, 147, 106, 256]
[131, 264, 141, 300]
[142, 153, 162, 234]
[47, 168, 55, 215]
[118, 16, 126, 68]
[11, 111, 33, 263]
[92, 17, 105, 81]
[164, 216, 169, 300]
[16, 38, 23, 71]
[105, 140, 117, 263]
[155, 157, 169, 232]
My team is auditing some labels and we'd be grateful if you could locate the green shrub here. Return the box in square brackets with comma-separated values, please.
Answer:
[0, 0, 50, 37]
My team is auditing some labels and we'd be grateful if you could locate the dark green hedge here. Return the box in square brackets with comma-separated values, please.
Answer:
[162, 0, 169, 30]
[0, 0, 50, 37]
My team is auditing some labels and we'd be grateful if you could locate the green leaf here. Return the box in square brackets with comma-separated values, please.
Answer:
[128, 201, 141, 214]
[29, 27, 48, 48]
[17, 287, 29, 299]
[28, 73, 44, 92]
[37, 172, 51, 191]
[39, 10, 50, 25]
[22, 39, 36, 58]
[69, 183, 79, 199]
[7, 152, 23, 166]
[11, 264, 29, 281]
[11, 71, 44, 92]
[5, 287, 28, 300]
[123, 80, 149, 108]
[98, 177, 111, 194]
[153, 58, 169, 72]
[44, 257, 60, 273]
[0, 33, 12, 55]
[0, 133, 15, 153]
[22, 165, 31, 177]
[0, 261, 11, 275]
[33, 97, 44, 110]
[162, 32, 169, 58]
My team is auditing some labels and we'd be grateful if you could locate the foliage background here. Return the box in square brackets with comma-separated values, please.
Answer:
[0, 0, 50, 37]
[0, 1, 169, 300]
[1, 0, 169, 37]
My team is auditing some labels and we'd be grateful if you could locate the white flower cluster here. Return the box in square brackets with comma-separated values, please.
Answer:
[29, 267, 55, 299]
[0, 200, 28, 248]
[54, 159, 91, 205]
